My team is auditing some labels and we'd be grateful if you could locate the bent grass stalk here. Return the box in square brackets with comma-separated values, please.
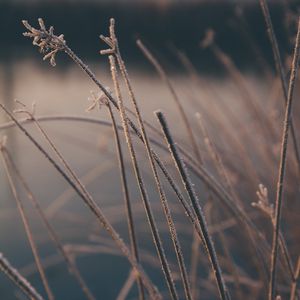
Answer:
[0, 147, 54, 300]
[0, 103, 161, 300]
[0, 111, 277, 271]
[3, 149, 96, 300]
[155, 110, 229, 300]
[0, 114, 276, 275]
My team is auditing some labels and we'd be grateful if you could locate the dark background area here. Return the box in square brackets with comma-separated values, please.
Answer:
[0, 0, 299, 74]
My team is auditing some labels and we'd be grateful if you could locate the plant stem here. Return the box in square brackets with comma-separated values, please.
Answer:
[269, 18, 300, 300]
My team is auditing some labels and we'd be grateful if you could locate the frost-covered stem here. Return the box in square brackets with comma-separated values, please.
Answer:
[106, 102, 145, 300]
[109, 54, 178, 300]
[0, 149, 54, 300]
[155, 110, 229, 300]
[269, 19, 300, 300]
[0, 252, 44, 300]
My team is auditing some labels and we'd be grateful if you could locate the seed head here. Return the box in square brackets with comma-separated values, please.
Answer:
[22, 18, 66, 66]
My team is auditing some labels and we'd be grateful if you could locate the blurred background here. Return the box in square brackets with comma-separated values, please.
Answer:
[0, 1, 299, 299]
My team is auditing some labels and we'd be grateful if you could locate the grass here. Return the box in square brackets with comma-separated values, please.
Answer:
[0, 3, 299, 299]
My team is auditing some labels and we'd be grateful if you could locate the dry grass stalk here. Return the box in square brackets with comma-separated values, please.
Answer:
[155, 110, 229, 300]
[269, 18, 300, 300]
[0, 143, 54, 300]
[105, 100, 145, 300]
[2, 148, 96, 300]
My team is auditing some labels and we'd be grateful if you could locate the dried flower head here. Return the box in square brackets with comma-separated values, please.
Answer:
[22, 18, 66, 66]
[86, 90, 111, 112]
[252, 183, 274, 220]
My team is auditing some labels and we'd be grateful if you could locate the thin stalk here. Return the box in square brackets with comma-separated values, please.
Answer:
[113, 28, 193, 300]
[3, 149, 96, 300]
[259, 0, 300, 176]
[155, 110, 229, 300]
[108, 54, 178, 300]
[0, 252, 44, 300]
[106, 102, 145, 300]
[269, 19, 300, 300]
[0, 149, 54, 300]
[0, 103, 161, 300]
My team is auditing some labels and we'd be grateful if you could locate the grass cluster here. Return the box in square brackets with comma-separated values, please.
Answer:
[0, 1, 299, 299]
